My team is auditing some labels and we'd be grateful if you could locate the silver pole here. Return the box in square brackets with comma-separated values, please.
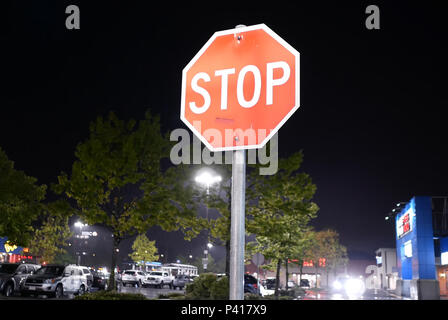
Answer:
[229, 149, 246, 300]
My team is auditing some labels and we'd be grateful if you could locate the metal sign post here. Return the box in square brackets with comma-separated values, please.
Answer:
[229, 149, 246, 300]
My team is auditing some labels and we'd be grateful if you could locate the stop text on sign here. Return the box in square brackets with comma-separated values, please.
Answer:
[189, 61, 290, 114]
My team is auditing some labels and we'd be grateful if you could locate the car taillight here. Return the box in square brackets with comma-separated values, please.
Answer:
[253, 283, 258, 289]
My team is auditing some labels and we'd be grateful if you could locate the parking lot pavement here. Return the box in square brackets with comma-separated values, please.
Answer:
[118, 284, 185, 299]
[301, 288, 403, 300]
[0, 293, 74, 300]
[0, 284, 185, 300]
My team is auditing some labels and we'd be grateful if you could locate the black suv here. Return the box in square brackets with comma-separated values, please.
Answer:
[244, 274, 260, 295]
[0, 263, 40, 297]
[92, 270, 109, 290]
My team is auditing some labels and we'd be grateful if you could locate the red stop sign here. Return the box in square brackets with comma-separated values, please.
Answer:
[181, 24, 300, 151]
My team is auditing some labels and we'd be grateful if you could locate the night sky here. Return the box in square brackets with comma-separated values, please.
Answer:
[2, 1, 447, 264]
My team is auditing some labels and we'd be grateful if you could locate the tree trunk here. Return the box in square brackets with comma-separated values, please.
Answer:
[108, 235, 121, 291]
[285, 259, 289, 290]
[299, 260, 303, 284]
[274, 259, 281, 299]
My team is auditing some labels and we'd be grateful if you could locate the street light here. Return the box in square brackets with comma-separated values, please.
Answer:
[74, 221, 87, 265]
[195, 169, 222, 271]
[195, 170, 222, 194]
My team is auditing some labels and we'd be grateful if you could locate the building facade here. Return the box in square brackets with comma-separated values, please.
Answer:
[393, 196, 448, 299]
[375, 248, 398, 290]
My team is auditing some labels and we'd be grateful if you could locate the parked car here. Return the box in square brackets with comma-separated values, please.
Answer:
[0, 263, 40, 297]
[244, 274, 260, 295]
[145, 271, 174, 288]
[172, 274, 193, 290]
[299, 278, 310, 288]
[264, 277, 280, 290]
[121, 270, 146, 287]
[80, 266, 93, 291]
[259, 278, 278, 296]
[91, 270, 109, 290]
[22, 264, 88, 298]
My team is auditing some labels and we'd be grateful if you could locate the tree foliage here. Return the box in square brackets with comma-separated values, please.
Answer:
[0, 147, 46, 246]
[129, 234, 159, 267]
[246, 151, 319, 296]
[54, 111, 201, 289]
[28, 200, 73, 264]
[307, 229, 348, 286]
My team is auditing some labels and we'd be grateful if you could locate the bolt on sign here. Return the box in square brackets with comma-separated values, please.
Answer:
[181, 24, 300, 151]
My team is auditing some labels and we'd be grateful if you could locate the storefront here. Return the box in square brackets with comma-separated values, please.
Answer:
[394, 196, 448, 299]
[0, 237, 36, 264]
[436, 237, 448, 296]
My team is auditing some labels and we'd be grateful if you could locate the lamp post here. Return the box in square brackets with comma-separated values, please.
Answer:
[195, 170, 221, 271]
[74, 221, 85, 265]
[74, 221, 93, 266]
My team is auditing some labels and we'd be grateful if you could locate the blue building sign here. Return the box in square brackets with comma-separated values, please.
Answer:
[395, 196, 440, 299]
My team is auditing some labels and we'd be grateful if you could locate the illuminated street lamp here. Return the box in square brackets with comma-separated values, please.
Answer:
[195, 169, 221, 271]
[195, 170, 222, 195]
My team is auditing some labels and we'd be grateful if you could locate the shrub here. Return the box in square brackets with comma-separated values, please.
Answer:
[74, 290, 147, 300]
[185, 273, 229, 300]
[210, 276, 229, 300]
[245, 293, 262, 300]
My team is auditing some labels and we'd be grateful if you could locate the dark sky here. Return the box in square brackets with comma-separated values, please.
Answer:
[2, 1, 447, 264]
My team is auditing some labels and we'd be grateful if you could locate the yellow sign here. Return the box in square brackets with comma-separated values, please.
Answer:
[4, 241, 18, 253]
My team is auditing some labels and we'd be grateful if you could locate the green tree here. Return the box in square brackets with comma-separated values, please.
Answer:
[246, 151, 318, 298]
[53, 250, 77, 265]
[306, 229, 347, 288]
[312, 229, 348, 287]
[0, 147, 46, 246]
[290, 229, 316, 285]
[129, 234, 159, 268]
[28, 200, 73, 264]
[54, 111, 201, 290]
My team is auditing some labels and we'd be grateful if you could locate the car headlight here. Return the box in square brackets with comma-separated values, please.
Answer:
[44, 278, 57, 284]
[344, 279, 365, 297]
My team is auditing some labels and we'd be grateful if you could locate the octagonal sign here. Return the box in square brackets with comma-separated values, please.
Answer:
[181, 24, 300, 151]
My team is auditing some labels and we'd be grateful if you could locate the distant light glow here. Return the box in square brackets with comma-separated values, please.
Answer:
[195, 171, 222, 188]
[333, 280, 342, 290]
[344, 278, 365, 298]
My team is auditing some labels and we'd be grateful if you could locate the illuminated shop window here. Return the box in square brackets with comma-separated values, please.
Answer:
[404, 240, 412, 258]
[441, 252, 448, 265]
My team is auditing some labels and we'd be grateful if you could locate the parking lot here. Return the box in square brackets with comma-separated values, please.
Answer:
[0, 283, 185, 300]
